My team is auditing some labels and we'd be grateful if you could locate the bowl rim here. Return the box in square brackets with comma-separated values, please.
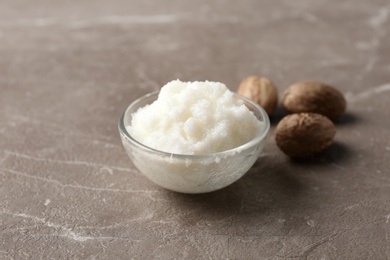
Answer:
[118, 90, 270, 159]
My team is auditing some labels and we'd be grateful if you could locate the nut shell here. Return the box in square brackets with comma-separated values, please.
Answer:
[275, 113, 336, 157]
[237, 76, 278, 116]
[282, 81, 346, 119]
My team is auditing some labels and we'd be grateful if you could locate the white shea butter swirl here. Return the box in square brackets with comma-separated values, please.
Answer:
[127, 80, 263, 155]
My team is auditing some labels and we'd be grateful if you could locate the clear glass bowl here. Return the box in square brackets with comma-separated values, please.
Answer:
[118, 91, 270, 194]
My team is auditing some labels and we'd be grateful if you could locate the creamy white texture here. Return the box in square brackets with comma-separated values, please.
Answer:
[128, 80, 262, 155]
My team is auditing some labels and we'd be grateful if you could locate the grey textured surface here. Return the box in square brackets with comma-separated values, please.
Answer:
[1, 0, 390, 259]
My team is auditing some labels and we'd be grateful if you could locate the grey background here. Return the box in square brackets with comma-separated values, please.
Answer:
[1, 0, 390, 259]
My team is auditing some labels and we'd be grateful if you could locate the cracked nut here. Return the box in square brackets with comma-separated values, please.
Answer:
[282, 81, 346, 119]
[275, 113, 336, 157]
[237, 76, 278, 116]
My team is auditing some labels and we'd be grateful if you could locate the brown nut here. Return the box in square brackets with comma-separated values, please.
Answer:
[282, 81, 346, 119]
[275, 113, 336, 157]
[237, 76, 278, 116]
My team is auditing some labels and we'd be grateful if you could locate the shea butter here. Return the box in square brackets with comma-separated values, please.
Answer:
[127, 80, 263, 155]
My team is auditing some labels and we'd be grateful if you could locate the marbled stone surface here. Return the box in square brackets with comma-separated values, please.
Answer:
[1, 0, 390, 259]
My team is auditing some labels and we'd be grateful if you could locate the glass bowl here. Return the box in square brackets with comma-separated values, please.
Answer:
[118, 91, 270, 194]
